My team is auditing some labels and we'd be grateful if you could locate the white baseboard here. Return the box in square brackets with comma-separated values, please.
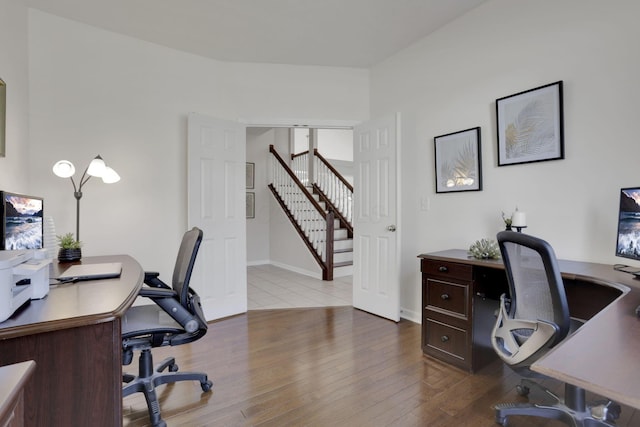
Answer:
[400, 307, 421, 324]
[247, 259, 271, 267]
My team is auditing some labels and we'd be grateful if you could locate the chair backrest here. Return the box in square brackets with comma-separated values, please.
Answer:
[172, 227, 203, 308]
[498, 231, 571, 342]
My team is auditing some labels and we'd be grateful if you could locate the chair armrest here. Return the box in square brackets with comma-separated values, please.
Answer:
[144, 271, 170, 289]
[139, 286, 177, 299]
[491, 295, 558, 367]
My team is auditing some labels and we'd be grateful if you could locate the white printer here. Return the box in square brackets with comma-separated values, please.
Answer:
[0, 250, 51, 322]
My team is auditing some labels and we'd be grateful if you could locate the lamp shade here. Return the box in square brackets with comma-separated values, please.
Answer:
[86, 155, 106, 177]
[101, 166, 121, 184]
[52, 160, 76, 178]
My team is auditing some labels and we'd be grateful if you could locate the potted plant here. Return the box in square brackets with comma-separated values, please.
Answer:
[502, 211, 513, 231]
[57, 232, 82, 262]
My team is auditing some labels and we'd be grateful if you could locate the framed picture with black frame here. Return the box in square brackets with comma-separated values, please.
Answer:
[246, 192, 255, 219]
[434, 127, 482, 193]
[496, 81, 564, 166]
[246, 162, 255, 189]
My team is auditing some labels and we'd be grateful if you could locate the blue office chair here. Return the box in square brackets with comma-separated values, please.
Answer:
[492, 231, 620, 426]
[122, 227, 212, 427]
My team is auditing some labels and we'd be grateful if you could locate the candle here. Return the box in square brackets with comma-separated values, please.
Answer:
[512, 211, 526, 227]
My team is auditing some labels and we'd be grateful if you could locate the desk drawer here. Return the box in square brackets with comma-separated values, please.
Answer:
[425, 318, 468, 363]
[422, 259, 472, 281]
[425, 279, 468, 318]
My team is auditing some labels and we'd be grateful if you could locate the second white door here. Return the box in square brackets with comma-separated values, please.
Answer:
[187, 112, 247, 320]
[352, 113, 401, 322]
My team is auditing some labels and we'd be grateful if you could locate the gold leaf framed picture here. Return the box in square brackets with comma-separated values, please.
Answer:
[497, 81, 564, 166]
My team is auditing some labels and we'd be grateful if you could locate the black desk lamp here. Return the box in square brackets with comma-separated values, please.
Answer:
[52, 155, 120, 241]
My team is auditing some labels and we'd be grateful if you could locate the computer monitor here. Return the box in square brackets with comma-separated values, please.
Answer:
[615, 187, 640, 264]
[0, 191, 44, 250]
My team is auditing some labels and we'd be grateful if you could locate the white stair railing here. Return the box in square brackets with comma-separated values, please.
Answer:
[291, 151, 309, 186]
[314, 149, 353, 227]
[269, 145, 334, 280]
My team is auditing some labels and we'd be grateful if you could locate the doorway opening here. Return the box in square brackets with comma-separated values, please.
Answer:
[245, 126, 354, 309]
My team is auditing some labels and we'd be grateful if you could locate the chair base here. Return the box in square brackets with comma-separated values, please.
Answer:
[495, 380, 620, 427]
[123, 348, 213, 427]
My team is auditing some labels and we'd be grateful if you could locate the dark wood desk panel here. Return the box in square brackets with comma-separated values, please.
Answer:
[0, 255, 143, 427]
[419, 250, 640, 409]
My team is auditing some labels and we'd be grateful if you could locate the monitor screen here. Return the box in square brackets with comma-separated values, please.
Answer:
[0, 191, 44, 250]
[616, 187, 640, 261]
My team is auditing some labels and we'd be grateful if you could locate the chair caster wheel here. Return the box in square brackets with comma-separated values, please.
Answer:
[496, 415, 508, 426]
[201, 379, 213, 392]
[516, 384, 530, 396]
[169, 363, 179, 372]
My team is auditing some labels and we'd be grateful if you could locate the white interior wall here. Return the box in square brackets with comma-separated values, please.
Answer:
[0, 0, 30, 191]
[26, 9, 368, 280]
[246, 127, 272, 264]
[317, 129, 353, 161]
[370, 0, 640, 320]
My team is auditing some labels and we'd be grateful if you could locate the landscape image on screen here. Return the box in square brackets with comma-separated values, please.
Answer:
[4, 195, 43, 250]
[617, 188, 640, 260]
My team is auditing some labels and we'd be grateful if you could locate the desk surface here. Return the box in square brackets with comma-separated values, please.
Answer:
[0, 254, 143, 427]
[421, 250, 640, 410]
[0, 254, 143, 339]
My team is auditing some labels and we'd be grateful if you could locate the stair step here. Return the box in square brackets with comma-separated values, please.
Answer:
[334, 261, 353, 268]
[334, 248, 353, 254]
[334, 238, 353, 251]
[334, 251, 353, 264]
[334, 229, 348, 239]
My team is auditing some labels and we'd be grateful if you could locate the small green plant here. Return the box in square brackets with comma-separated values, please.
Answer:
[501, 211, 512, 227]
[56, 233, 82, 249]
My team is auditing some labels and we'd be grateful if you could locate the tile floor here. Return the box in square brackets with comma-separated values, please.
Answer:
[247, 264, 353, 310]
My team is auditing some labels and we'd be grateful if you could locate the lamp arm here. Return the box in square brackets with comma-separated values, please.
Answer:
[68, 175, 79, 194]
[78, 167, 93, 190]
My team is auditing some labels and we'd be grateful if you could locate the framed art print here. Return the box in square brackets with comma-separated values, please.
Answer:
[434, 127, 482, 193]
[496, 81, 564, 166]
[246, 192, 255, 219]
[246, 162, 255, 189]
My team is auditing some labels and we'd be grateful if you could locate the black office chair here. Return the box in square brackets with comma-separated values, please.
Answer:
[492, 231, 620, 427]
[122, 227, 213, 427]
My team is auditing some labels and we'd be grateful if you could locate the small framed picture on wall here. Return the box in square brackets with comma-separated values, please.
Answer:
[434, 127, 482, 193]
[246, 192, 255, 219]
[246, 162, 255, 189]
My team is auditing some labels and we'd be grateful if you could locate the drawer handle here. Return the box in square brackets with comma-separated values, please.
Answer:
[441, 293, 450, 300]
[438, 266, 448, 272]
[441, 335, 449, 343]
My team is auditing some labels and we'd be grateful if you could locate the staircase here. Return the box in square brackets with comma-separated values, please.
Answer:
[269, 145, 353, 280]
[309, 190, 353, 274]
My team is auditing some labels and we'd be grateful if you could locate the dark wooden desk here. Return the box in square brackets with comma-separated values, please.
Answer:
[0, 255, 143, 427]
[419, 250, 640, 410]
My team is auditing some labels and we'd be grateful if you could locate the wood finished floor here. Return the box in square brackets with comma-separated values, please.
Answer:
[122, 307, 639, 427]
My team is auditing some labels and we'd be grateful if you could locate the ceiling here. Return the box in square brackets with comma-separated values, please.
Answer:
[26, 0, 487, 68]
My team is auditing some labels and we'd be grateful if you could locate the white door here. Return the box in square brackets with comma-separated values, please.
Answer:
[187, 113, 247, 320]
[352, 114, 400, 322]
